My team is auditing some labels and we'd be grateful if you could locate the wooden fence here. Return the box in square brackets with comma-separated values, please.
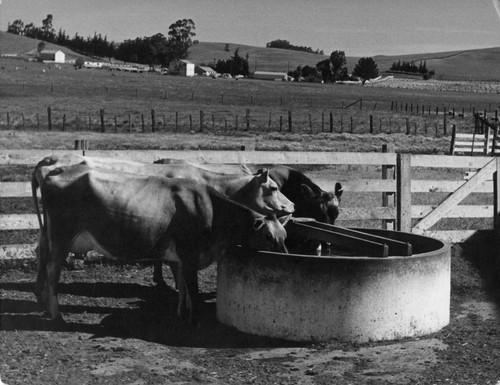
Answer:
[2, 149, 500, 261]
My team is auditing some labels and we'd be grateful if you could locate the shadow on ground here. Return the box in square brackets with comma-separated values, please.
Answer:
[0, 279, 304, 349]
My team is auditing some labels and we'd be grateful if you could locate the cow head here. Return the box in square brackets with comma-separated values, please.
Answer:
[235, 169, 295, 216]
[299, 182, 343, 224]
[246, 214, 291, 253]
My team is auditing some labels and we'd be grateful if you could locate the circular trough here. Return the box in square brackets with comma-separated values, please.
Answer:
[216, 228, 451, 343]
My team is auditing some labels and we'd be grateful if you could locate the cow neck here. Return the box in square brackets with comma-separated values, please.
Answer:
[210, 190, 254, 245]
[202, 173, 251, 196]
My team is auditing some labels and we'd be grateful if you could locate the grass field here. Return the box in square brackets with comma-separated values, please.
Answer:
[1, 57, 499, 137]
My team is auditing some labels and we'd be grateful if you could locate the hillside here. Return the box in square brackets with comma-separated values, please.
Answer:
[1, 31, 499, 81]
[0, 31, 83, 60]
[189, 42, 500, 81]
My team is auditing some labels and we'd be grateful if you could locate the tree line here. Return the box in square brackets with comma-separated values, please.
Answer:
[390, 60, 434, 79]
[6, 15, 196, 67]
[289, 51, 380, 84]
[266, 39, 324, 55]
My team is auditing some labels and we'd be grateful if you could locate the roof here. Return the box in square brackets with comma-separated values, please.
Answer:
[253, 71, 287, 76]
[196, 66, 215, 72]
[40, 50, 64, 55]
[179, 59, 194, 65]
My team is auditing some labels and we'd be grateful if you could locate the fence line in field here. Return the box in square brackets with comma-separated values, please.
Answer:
[2, 107, 495, 137]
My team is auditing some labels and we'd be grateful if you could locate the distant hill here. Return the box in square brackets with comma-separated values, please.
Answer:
[2, 32, 499, 81]
[189, 42, 500, 81]
[0, 31, 83, 60]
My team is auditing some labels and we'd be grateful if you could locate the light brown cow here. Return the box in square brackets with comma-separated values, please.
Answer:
[35, 164, 289, 325]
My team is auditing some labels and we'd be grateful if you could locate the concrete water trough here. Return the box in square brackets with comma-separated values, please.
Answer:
[216, 219, 451, 343]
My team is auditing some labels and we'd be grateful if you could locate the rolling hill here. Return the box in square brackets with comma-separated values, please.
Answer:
[1, 31, 499, 81]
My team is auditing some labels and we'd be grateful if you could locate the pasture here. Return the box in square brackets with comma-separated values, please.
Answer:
[1, 64, 500, 384]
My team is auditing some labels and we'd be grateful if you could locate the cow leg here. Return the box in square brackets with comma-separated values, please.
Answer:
[34, 232, 50, 305]
[182, 265, 199, 326]
[175, 262, 199, 326]
[153, 260, 169, 289]
[45, 244, 66, 323]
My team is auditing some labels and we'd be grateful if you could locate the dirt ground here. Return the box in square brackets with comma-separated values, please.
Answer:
[1, 244, 500, 385]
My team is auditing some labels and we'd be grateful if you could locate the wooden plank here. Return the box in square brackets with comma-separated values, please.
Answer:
[287, 221, 389, 257]
[0, 150, 397, 166]
[397, 153, 412, 232]
[411, 205, 492, 218]
[305, 221, 411, 256]
[338, 207, 395, 220]
[0, 182, 33, 197]
[412, 180, 492, 193]
[9, 178, 493, 197]
[0, 214, 39, 231]
[411, 154, 491, 169]
[413, 158, 497, 233]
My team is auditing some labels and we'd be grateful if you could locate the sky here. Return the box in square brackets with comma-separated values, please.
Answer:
[1, 0, 500, 56]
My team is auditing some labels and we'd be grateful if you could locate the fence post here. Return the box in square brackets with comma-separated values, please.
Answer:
[141, 114, 145, 133]
[6, 112, 11, 130]
[370, 115, 373, 134]
[449, 124, 457, 155]
[382, 144, 396, 230]
[494, 157, 500, 234]
[100, 109, 105, 133]
[329, 112, 333, 133]
[62, 114, 66, 131]
[47, 107, 52, 131]
[74, 139, 89, 156]
[396, 153, 412, 232]
[175, 112, 179, 132]
[288, 111, 292, 132]
[199, 110, 204, 132]
[151, 109, 156, 133]
[246, 109, 250, 131]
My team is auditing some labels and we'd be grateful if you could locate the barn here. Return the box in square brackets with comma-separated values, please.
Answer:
[195, 65, 217, 77]
[39, 50, 65, 63]
[169, 59, 195, 76]
[253, 71, 288, 81]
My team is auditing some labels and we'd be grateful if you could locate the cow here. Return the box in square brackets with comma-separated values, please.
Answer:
[244, 165, 343, 254]
[32, 154, 294, 285]
[35, 164, 290, 325]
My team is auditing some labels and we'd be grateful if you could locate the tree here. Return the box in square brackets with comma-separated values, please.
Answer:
[316, 58, 333, 82]
[37, 41, 46, 54]
[352, 57, 379, 84]
[7, 19, 24, 35]
[41, 14, 55, 42]
[224, 43, 230, 52]
[329, 50, 347, 81]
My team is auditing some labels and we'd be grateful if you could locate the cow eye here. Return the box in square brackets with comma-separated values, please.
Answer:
[270, 186, 278, 192]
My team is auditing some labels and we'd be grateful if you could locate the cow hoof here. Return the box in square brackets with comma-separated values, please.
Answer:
[50, 316, 67, 330]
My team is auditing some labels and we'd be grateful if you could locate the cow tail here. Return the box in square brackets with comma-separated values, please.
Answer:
[32, 172, 45, 232]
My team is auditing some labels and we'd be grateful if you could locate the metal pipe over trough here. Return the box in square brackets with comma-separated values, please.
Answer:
[216, 221, 450, 343]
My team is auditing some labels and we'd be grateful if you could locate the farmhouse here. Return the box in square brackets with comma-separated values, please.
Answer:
[39, 49, 65, 63]
[169, 59, 195, 76]
[195, 65, 216, 77]
[253, 71, 288, 81]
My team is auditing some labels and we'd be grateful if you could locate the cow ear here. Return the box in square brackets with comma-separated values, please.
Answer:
[278, 214, 292, 226]
[257, 169, 269, 183]
[300, 184, 314, 199]
[252, 218, 266, 231]
[335, 182, 343, 198]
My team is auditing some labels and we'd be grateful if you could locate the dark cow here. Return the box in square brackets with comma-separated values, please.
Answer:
[246, 165, 343, 254]
[35, 164, 289, 324]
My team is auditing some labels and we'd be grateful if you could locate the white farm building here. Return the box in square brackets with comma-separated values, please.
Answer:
[39, 49, 65, 63]
[253, 71, 288, 81]
[169, 59, 195, 76]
